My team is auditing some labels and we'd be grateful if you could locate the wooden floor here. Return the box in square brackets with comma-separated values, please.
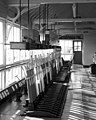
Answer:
[61, 64, 96, 120]
[0, 64, 96, 120]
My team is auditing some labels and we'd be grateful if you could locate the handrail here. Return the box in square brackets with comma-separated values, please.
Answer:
[0, 59, 29, 72]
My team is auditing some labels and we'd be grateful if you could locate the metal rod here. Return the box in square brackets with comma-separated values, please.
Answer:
[47, 4, 49, 30]
[39, 4, 41, 30]
[28, 0, 30, 39]
[20, 0, 22, 41]
[45, 4, 46, 31]
[43, 4, 45, 41]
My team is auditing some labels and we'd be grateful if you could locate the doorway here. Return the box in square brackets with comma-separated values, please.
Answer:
[73, 41, 82, 65]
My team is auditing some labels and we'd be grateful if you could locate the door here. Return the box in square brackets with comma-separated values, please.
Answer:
[73, 41, 82, 64]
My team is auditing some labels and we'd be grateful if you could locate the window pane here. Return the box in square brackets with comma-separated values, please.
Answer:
[20, 50, 25, 60]
[68, 41, 72, 47]
[14, 27, 20, 42]
[1, 71, 4, 89]
[0, 44, 3, 64]
[7, 25, 14, 43]
[0, 72, 1, 91]
[78, 47, 81, 51]
[25, 50, 30, 59]
[0, 22, 3, 43]
[68, 47, 73, 54]
[6, 69, 13, 87]
[74, 47, 78, 51]
[64, 41, 69, 47]
[13, 67, 18, 82]
[78, 42, 81, 47]
[21, 65, 26, 78]
[18, 66, 21, 80]
[6, 25, 21, 43]
[6, 45, 13, 64]
[74, 42, 77, 47]
[13, 50, 20, 62]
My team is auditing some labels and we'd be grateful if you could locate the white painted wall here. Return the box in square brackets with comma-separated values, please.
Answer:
[0, 0, 7, 18]
[83, 32, 96, 66]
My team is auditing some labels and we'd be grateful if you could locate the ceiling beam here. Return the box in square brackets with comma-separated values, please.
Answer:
[59, 29, 96, 35]
[8, 0, 96, 7]
[44, 25, 96, 30]
[33, 18, 96, 24]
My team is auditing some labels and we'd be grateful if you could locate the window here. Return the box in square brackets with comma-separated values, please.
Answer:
[6, 24, 22, 64]
[0, 21, 31, 90]
[5, 23, 28, 87]
[74, 41, 82, 51]
[0, 20, 54, 90]
[59, 40, 73, 60]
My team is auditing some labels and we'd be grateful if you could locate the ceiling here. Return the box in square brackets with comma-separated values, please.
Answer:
[7, 0, 96, 36]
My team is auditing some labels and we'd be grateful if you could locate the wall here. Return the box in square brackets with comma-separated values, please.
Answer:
[0, 0, 8, 18]
[83, 32, 96, 66]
